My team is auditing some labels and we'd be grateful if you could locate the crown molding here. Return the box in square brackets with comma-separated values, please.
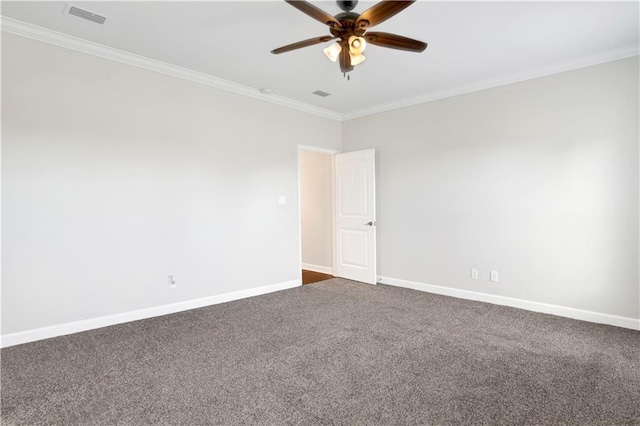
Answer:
[1, 17, 342, 121]
[3, 16, 638, 123]
[342, 43, 640, 121]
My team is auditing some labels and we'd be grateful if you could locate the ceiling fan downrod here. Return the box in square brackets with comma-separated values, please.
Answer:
[337, 0, 358, 12]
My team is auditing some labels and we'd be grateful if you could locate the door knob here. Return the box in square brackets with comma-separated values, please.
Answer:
[364, 221, 375, 226]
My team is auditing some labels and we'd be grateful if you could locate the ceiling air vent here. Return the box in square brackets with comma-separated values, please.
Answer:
[313, 90, 331, 97]
[64, 3, 107, 25]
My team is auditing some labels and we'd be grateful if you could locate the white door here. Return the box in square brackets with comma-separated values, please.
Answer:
[334, 149, 376, 284]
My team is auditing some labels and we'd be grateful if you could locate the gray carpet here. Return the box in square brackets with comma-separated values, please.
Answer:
[2, 279, 639, 425]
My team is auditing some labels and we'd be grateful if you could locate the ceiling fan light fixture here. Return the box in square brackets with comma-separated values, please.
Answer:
[349, 52, 366, 66]
[348, 35, 366, 55]
[323, 42, 342, 62]
[272, 0, 427, 77]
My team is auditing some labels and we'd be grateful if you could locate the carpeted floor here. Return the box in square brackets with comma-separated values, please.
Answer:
[2, 279, 639, 425]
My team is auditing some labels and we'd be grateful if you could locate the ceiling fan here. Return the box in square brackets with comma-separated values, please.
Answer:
[271, 0, 427, 77]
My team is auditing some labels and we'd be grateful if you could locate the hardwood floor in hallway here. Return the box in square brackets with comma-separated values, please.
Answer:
[302, 269, 334, 285]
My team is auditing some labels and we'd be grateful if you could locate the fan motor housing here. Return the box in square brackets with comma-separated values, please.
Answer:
[334, 11, 359, 21]
[330, 11, 366, 37]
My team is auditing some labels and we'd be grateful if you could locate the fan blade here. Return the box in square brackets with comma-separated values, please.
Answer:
[285, 0, 342, 28]
[364, 32, 427, 52]
[339, 42, 354, 73]
[355, 0, 415, 29]
[271, 35, 336, 54]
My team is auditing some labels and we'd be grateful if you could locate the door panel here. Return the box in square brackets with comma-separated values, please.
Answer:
[340, 229, 369, 267]
[334, 149, 376, 284]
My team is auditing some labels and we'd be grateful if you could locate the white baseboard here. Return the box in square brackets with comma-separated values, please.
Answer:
[1, 279, 301, 348]
[301, 263, 334, 275]
[379, 276, 640, 331]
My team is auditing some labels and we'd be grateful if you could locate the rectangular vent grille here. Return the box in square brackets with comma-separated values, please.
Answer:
[65, 4, 107, 24]
[313, 90, 331, 97]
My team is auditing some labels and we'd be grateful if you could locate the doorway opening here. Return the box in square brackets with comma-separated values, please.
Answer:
[298, 146, 336, 285]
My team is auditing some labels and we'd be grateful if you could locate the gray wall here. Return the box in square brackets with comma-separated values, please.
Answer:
[343, 57, 639, 319]
[3, 32, 639, 337]
[2, 34, 341, 334]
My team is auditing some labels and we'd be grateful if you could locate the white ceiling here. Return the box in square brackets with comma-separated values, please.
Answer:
[2, 1, 639, 119]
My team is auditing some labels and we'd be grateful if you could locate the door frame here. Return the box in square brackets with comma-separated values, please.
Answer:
[297, 145, 339, 285]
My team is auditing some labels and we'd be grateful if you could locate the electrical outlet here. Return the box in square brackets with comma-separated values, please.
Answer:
[471, 269, 479, 279]
[490, 270, 499, 283]
[168, 275, 177, 289]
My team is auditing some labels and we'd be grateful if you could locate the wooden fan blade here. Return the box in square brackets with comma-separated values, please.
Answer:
[364, 32, 427, 52]
[285, 0, 342, 28]
[355, 0, 415, 29]
[271, 35, 336, 54]
[339, 42, 354, 73]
